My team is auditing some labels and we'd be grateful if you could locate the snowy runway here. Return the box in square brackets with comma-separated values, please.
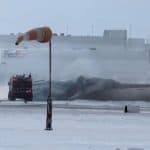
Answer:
[0, 101, 149, 150]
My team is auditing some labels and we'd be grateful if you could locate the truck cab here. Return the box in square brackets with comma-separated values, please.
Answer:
[8, 74, 33, 101]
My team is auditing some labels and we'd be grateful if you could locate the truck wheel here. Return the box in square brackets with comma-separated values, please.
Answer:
[29, 98, 32, 101]
[25, 98, 32, 102]
[8, 92, 15, 101]
[10, 96, 16, 101]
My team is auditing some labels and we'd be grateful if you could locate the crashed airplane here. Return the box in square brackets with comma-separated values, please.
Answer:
[33, 76, 150, 101]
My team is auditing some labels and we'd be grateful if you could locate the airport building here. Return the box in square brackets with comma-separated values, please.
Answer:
[52, 29, 147, 51]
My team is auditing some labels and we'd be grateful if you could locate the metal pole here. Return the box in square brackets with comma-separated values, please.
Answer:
[46, 40, 52, 130]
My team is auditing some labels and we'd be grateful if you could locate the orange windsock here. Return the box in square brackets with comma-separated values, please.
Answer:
[15, 27, 52, 45]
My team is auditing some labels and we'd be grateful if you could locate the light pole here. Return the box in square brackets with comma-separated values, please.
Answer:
[15, 27, 53, 130]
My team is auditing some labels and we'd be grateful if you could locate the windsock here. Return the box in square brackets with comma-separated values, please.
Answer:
[15, 27, 52, 45]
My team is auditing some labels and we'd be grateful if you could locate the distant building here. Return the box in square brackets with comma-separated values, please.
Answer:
[128, 38, 145, 49]
[17, 32, 23, 36]
[53, 33, 58, 36]
[60, 33, 65, 36]
[10, 33, 15, 36]
[103, 30, 127, 46]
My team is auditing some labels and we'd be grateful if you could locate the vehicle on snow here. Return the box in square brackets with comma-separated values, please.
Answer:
[8, 74, 33, 101]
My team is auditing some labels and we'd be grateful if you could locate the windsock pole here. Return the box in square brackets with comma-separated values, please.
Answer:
[46, 40, 52, 130]
[15, 27, 53, 131]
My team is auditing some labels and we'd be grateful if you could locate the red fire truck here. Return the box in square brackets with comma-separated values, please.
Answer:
[8, 74, 33, 101]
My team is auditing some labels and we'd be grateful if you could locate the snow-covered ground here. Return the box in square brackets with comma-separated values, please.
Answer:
[0, 101, 149, 150]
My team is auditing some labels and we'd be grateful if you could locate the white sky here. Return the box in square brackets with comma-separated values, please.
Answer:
[0, 0, 150, 37]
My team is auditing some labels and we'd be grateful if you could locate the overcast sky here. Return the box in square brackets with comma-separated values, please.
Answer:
[0, 0, 150, 38]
